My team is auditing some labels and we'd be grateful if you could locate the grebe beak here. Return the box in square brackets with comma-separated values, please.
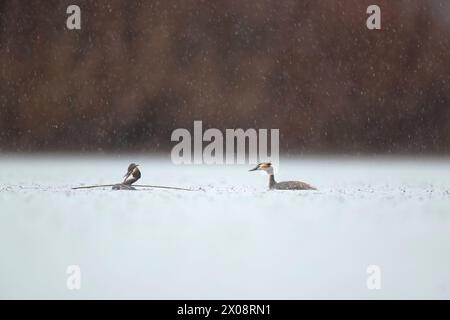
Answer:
[249, 166, 259, 172]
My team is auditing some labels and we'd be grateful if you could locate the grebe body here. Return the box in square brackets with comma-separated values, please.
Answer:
[249, 163, 316, 191]
[112, 163, 141, 191]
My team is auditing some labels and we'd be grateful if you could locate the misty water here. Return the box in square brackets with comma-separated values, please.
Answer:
[1, 155, 449, 299]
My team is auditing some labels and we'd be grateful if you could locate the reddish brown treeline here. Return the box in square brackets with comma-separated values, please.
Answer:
[1, 0, 450, 153]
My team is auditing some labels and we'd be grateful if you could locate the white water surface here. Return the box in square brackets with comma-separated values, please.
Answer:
[0, 155, 449, 299]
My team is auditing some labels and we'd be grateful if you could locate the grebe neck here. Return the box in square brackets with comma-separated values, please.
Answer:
[269, 174, 276, 189]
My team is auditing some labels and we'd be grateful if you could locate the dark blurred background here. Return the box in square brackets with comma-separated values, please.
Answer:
[1, 0, 450, 154]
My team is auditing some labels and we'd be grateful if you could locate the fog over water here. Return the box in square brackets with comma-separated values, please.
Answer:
[1, 155, 449, 299]
[2, 0, 450, 301]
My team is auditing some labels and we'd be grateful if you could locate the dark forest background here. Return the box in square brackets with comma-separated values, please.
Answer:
[1, 0, 450, 153]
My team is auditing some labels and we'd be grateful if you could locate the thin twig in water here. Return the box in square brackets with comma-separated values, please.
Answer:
[133, 184, 196, 191]
[72, 184, 198, 191]
[71, 184, 116, 190]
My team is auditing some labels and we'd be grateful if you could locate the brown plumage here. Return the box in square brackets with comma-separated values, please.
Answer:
[249, 163, 317, 191]
[112, 163, 141, 190]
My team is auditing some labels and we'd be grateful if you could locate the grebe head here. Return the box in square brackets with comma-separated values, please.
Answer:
[126, 163, 139, 174]
[249, 162, 273, 175]
[123, 163, 140, 180]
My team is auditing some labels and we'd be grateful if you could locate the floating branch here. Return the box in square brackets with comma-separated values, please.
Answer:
[72, 164, 200, 191]
[133, 184, 197, 191]
[72, 184, 198, 191]
[72, 184, 116, 190]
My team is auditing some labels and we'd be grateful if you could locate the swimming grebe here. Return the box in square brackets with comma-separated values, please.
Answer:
[112, 163, 141, 190]
[249, 162, 316, 190]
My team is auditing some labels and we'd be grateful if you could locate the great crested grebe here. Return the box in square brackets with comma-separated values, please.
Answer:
[112, 163, 141, 190]
[249, 162, 317, 190]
